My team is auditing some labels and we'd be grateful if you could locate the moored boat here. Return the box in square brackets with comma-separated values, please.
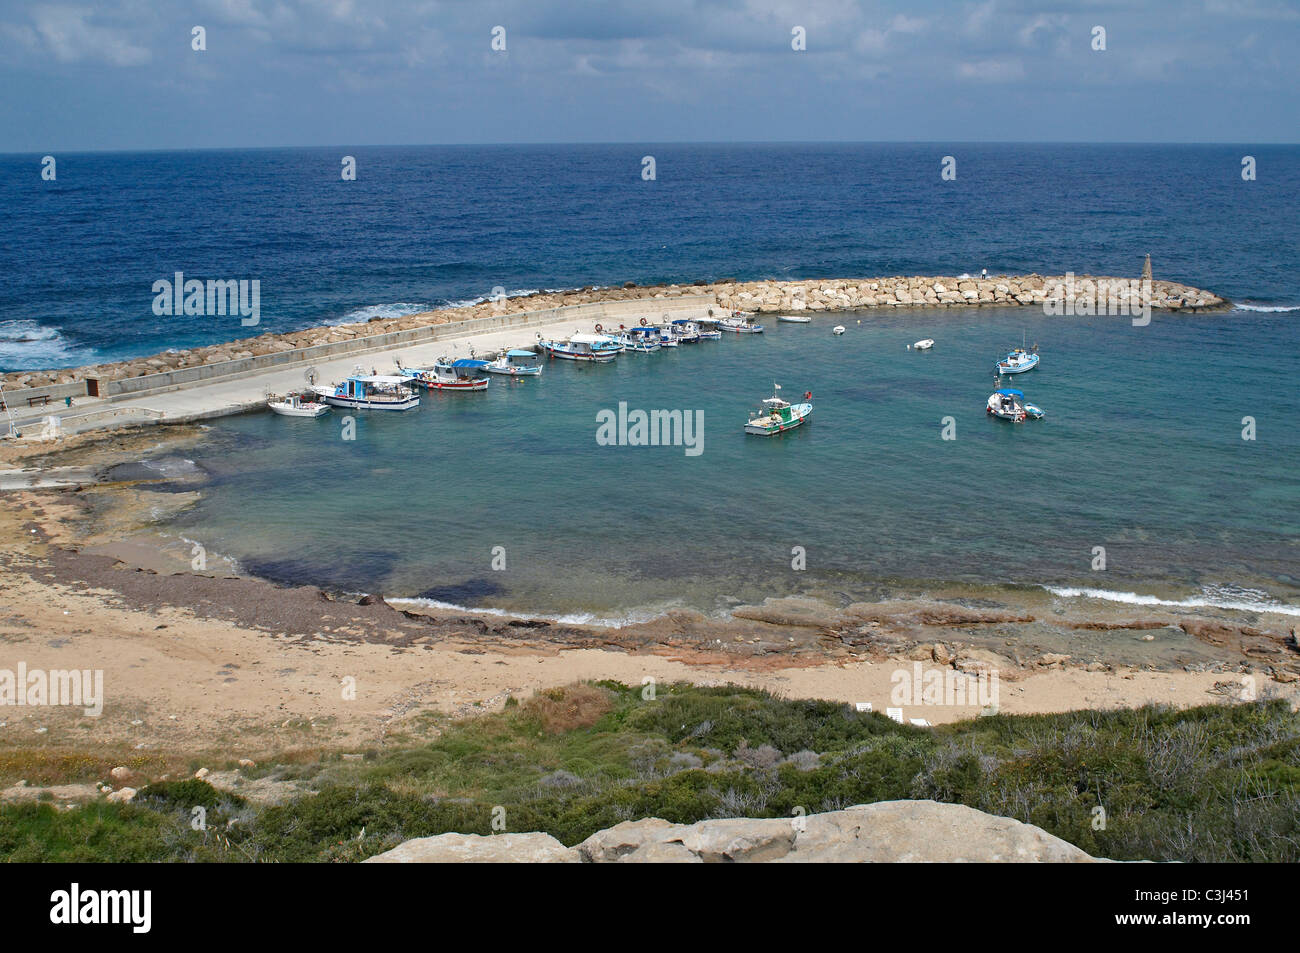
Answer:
[669, 319, 701, 343]
[832, 325, 846, 335]
[537, 332, 621, 362]
[267, 392, 329, 417]
[619, 327, 662, 352]
[695, 317, 723, 339]
[986, 386, 1044, 422]
[777, 314, 812, 323]
[313, 375, 419, 411]
[909, 338, 935, 350]
[483, 349, 543, 376]
[719, 314, 765, 333]
[996, 337, 1040, 374]
[744, 385, 813, 436]
[399, 357, 490, 391]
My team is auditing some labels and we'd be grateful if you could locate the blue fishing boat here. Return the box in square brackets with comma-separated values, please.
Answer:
[399, 357, 490, 391]
[537, 332, 621, 362]
[484, 349, 543, 376]
[996, 336, 1040, 374]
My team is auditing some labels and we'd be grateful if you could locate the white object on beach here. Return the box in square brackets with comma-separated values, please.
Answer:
[855, 702, 873, 713]
[909, 718, 932, 727]
[832, 325, 846, 335]
[886, 707, 905, 724]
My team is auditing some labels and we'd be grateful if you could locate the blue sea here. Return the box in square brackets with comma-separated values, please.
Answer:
[2, 144, 1296, 618]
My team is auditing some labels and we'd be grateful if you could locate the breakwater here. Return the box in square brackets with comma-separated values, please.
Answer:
[1, 273, 1225, 397]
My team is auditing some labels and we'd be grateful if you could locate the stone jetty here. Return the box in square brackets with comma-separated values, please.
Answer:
[1, 273, 1226, 393]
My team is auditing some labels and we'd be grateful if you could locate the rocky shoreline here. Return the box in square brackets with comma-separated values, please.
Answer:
[2, 273, 1227, 392]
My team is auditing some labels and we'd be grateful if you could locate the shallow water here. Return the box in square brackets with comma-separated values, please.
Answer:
[169, 306, 1300, 619]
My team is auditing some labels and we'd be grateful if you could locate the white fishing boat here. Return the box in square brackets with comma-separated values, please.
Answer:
[537, 332, 621, 362]
[483, 349, 543, 376]
[744, 385, 813, 436]
[695, 317, 723, 339]
[986, 386, 1044, 422]
[619, 328, 662, 352]
[832, 325, 846, 335]
[669, 319, 701, 343]
[313, 375, 419, 411]
[267, 393, 329, 417]
[399, 357, 490, 391]
[719, 314, 764, 333]
[777, 315, 812, 323]
[909, 338, 935, 350]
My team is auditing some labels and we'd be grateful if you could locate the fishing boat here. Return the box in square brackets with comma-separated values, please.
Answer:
[996, 335, 1040, 374]
[669, 319, 701, 343]
[777, 314, 812, 323]
[832, 325, 846, 335]
[267, 392, 329, 417]
[909, 338, 935, 350]
[719, 314, 765, 333]
[399, 357, 490, 391]
[986, 386, 1044, 422]
[619, 327, 662, 352]
[483, 349, 543, 376]
[537, 332, 621, 362]
[744, 385, 813, 436]
[695, 317, 723, 339]
[313, 375, 419, 411]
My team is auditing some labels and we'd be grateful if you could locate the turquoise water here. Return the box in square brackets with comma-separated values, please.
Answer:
[171, 307, 1300, 620]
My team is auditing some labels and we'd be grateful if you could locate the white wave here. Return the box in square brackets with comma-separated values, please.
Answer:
[388, 595, 679, 629]
[1044, 585, 1300, 618]
[0, 320, 98, 370]
[326, 302, 432, 326]
[1232, 303, 1300, 313]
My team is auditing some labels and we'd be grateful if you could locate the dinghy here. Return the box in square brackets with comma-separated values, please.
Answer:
[832, 325, 846, 335]
[745, 385, 813, 436]
[909, 339, 934, 350]
[777, 315, 812, 323]
[719, 314, 765, 333]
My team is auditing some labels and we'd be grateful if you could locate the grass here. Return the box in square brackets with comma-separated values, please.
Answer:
[2, 683, 1298, 862]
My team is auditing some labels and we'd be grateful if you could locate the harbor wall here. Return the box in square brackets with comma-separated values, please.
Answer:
[1, 273, 1227, 405]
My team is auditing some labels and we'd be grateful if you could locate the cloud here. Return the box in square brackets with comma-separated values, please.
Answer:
[29, 5, 151, 66]
[957, 58, 1026, 82]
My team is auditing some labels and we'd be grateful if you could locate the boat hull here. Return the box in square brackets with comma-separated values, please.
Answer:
[322, 394, 419, 411]
[408, 377, 489, 391]
[269, 403, 329, 418]
[996, 355, 1039, 374]
[541, 345, 617, 362]
[777, 315, 812, 323]
[483, 364, 542, 376]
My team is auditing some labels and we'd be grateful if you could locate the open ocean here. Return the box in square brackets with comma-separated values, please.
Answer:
[2, 144, 1296, 618]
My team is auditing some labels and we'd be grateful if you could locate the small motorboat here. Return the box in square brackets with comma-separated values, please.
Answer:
[745, 385, 813, 436]
[832, 325, 846, 335]
[909, 339, 935, 350]
[268, 392, 329, 417]
[537, 332, 621, 362]
[399, 357, 490, 391]
[777, 315, 812, 323]
[483, 349, 543, 376]
[313, 375, 419, 411]
[986, 386, 1044, 422]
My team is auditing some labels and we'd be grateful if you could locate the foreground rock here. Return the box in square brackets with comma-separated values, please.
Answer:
[364, 801, 1105, 863]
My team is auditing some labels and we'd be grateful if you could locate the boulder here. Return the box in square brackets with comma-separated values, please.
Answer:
[364, 832, 579, 863]
[106, 787, 137, 803]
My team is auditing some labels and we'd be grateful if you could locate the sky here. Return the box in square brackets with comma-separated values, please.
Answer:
[0, 0, 1297, 152]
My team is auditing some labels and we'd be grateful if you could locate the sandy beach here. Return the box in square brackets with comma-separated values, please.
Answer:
[2, 426, 1295, 777]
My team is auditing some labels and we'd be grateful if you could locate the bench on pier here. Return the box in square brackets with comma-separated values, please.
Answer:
[26, 395, 50, 407]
